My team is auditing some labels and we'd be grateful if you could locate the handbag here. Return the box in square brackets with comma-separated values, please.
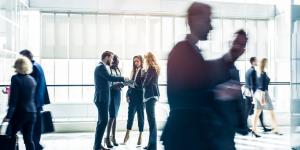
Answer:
[0, 121, 19, 150]
[41, 111, 55, 134]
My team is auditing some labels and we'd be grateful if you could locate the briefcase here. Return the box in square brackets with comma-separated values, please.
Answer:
[41, 111, 55, 134]
[0, 122, 19, 150]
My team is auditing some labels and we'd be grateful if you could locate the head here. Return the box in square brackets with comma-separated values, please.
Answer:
[250, 57, 257, 66]
[259, 58, 268, 72]
[101, 51, 114, 66]
[133, 55, 143, 69]
[19, 49, 33, 61]
[111, 55, 119, 69]
[14, 56, 33, 75]
[144, 52, 160, 75]
[187, 2, 212, 41]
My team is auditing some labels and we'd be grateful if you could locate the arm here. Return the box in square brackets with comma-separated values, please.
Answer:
[6, 76, 19, 119]
[98, 65, 124, 82]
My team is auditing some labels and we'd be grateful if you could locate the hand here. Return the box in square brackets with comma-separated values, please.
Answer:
[2, 117, 9, 123]
[124, 77, 130, 82]
[229, 29, 248, 61]
[126, 97, 130, 103]
[260, 98, 266, 106]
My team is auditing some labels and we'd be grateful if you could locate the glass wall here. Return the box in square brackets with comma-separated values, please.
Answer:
[38, 12, 291, 124]
[0, 0, 28, 116]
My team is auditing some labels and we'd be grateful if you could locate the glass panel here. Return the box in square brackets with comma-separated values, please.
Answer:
[54, 59, 69, 84]
[83, 15, 97, 58]
[41, 13, 54, 58]
[246, 20, 257, 58]
[69, 14, 82, 59]
[174, 17, 187, 43]
[162, 17, 174, 59]
[54, 14, 68, 58]
[148, 16, 161, 59]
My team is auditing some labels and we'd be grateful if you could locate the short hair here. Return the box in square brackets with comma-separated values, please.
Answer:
[187, 2, 211, 26]
[250, 57, 257, 64]
[14, 56, 33, 75]
[101, 51, 113, 60]
[19, 49, 33, 61]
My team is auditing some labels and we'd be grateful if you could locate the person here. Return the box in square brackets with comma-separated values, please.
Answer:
[161, 2, 247, 150]
[20, 49, 51, 150]
[105, 55, 124, 147]
[143, 52, 160, 150]
[123, 55, 145, 146]
[244, 57, 271, 137]
[93, 51, 129, 150]
[3, 56, 37, 150]
[252, 58, 282, 136]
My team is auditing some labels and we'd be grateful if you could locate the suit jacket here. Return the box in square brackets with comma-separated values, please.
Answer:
[126, 68, 144, 98]
[94, 62, 124, 104]
[245, 66, 257, 93]
[167, 34, 233, 111]
[143, 67, 160, 99]
[6, 74, 37, 119]
[31, 60, 50, 109]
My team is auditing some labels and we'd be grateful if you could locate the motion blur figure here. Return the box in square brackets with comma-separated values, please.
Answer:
[4, 57, 37, 150]
[161, 2, 247, 150]
[20, 49, 51, 150]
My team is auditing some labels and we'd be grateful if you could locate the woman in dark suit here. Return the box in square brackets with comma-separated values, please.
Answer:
[105, 55, 124, 147]
[143, 52, 160, 150]
[123, 55, 145, 146]
[3, 56, 37, 150]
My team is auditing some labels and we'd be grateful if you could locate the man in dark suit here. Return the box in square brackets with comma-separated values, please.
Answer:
[93, 51, 129, 150]
[161, 2, 247, 150]
[20, 50, 50, 150]
[245, 57, 271, 133]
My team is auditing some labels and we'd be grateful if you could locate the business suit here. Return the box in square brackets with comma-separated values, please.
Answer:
[143, 67, 159, 150]
[162, 35, 237, 150]
[245, 67, 268, 130]
[93, 62, 124, 150]
[126, 68, 145, 132]
[30, 60, 50, 150]
[6, 74, 37, 150]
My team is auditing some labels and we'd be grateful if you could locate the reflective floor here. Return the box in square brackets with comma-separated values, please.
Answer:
[18, 128, 292, 150]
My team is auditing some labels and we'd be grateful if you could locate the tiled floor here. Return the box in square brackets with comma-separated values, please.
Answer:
[17, 128, 293, 150]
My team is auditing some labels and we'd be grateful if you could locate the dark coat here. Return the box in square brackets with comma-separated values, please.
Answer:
[94, 62, 124, 104]
[31, 61, 50, 109]
[257, 72, 270, 91]
[245, 66, 257, 92]
[143, 67, 160, 99]
[6, 74, 37, 119]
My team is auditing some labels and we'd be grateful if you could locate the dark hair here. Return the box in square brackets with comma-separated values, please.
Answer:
[187, 2, 211, 26]
[250, 57, 257, 64]
[235, 29, 247, 36]
[131, 55, 143, 79]
[19, 49, 33, 61]
[101, 51, 113, 60]
[111, 55, 119, 70]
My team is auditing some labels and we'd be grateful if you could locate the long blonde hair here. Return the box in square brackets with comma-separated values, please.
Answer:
[14, 56, 33, 75]
[144, 52, 160, 75]
[259, 58, 268, 73]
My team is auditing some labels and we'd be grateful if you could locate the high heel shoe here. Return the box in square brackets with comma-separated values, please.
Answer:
[111, 136, 119, 146]
[137, 132, 142, 145]
[123, 130, 130, 144]
[251, 131, 261, 138]
[100, 145, 110, 150]
[104, 138, 114, 148]
[272, 130, 283, 135]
